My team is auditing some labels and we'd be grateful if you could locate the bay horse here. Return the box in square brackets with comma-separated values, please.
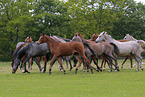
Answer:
[95, 32, 144, 71]
[72, 32, 120, 72]
[37, 34, 95, 74]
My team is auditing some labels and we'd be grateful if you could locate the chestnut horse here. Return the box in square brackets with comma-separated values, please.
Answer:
[37, 34, 95, 74]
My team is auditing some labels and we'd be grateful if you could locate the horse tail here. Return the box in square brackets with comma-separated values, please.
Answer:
[110, 43, 120, 56]
[83, 42, 97, 58]
[17, 44, 30, 59]
[12, 44, 25, 58]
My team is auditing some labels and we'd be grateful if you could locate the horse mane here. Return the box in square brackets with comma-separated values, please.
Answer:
[12, 44, 25, 58]
[52, 35, 66, 43]
[17, 44, 31, 59]
[78, 34, 87, 42]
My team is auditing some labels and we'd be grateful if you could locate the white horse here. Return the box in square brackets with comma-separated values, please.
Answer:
[124, 34, 145, 44]
[95, 31, 144, 71]
[124, 34, 145, 67]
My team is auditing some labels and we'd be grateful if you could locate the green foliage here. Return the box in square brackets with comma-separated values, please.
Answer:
[0, 0, 145, 61]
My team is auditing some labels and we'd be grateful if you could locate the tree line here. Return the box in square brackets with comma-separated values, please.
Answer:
[0, 0, 145, 61]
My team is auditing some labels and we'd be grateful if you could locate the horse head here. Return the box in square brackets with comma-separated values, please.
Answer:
[72, 32, 83, 42]
[90, 33, 99, 41]
[95, 31, 107, 42]
[12, 58, 21, 74]
[25, 36, 33, 43]
[123, 34, 133, 40]
[37, 33, 48, 44]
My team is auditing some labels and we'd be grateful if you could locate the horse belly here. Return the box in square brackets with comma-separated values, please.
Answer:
[59, 49, 73, 56]
[119, 48, 132, 56]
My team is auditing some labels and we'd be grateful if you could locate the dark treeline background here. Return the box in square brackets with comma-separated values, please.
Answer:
[0, 0, 145, 61]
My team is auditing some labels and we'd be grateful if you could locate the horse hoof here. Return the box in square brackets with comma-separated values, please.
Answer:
[96, 69, 99, 72]
[91, 71, 93, 74]
[99, 69, 102, 72]
[114, 70, 117, 72]
[27, 71, 30, 73]
[108, 70, 112, 73]
[141, 67, 144, 71]
[49, 72, 51, 75]
[64, 70, 66, 74]
[69, 69, 72, 71]
[75, 68, 78, 74]
[12, 72, 15, 74]
[135, 70, 139, 72]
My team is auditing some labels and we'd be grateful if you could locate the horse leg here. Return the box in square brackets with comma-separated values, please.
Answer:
[22, 56, 31, 73]
[57, 57, 65, 74]
[132, 53, 143, 71]
[129, 56, 133, 69]
[75, 56, 83, 73]
[34, 57, 42, 72]
[121, 56, 128, 68]
[67, 56, 72, 71]
[91, 56, 100, 72]
[100, 58, 105, 69]
[81, 55, 93, 74]
[28, 57, 33, 70]
[49, 55, 57, 75]
[65, 57, 69, 69]
[105, 55, 113, 72]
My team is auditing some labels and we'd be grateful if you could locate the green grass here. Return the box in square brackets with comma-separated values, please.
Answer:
[0, 59, 145, 97]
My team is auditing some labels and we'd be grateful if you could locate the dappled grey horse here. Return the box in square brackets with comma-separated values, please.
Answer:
[12, 42, 52, 73]
[95, 32, 144, 71]
[72, 32, 119, 72]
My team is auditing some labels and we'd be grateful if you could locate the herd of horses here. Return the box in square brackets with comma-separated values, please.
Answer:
[11, 32, 145, 74]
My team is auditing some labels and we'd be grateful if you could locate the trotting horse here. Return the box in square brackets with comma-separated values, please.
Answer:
[72, 32, 120, 72]
[37, 34, 96, 74]
[95, 31, 144, 71]
[50, 35, 72, 71]
[123, 33, 145, 67]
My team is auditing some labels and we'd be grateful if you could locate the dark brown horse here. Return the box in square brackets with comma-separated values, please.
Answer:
[37, 34, 95, 74]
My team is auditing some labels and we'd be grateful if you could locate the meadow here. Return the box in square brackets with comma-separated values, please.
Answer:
[0, 59, 145, 97]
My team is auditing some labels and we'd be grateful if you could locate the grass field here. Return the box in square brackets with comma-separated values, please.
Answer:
[0, 59, 145, 97]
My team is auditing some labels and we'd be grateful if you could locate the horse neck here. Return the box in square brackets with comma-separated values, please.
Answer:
[78, 35, 86, 42]
[104, 34, 117, 43]
[46, 36, 59, 49]
[130, 37, 137, 41]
